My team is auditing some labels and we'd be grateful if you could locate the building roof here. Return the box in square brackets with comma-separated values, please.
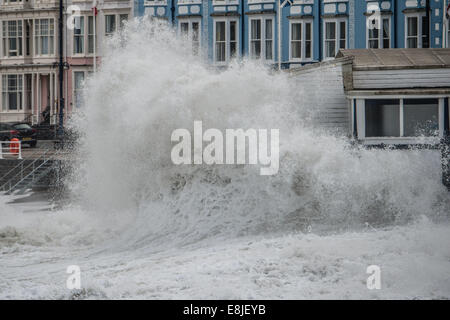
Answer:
[336, 49, 450, 70]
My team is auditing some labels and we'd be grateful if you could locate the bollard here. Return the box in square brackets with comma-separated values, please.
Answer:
[10, 138, 20, 156]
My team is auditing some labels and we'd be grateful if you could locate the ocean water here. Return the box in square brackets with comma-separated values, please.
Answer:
[0, 19, 449, 299]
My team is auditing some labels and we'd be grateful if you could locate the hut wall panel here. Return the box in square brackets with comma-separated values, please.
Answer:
[353, 69, 450, 89]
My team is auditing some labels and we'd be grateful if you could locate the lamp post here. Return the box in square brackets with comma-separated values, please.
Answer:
[58, 0, 65, 144]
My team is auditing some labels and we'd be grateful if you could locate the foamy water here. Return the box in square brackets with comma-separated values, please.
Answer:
[1, 19, 449, 299]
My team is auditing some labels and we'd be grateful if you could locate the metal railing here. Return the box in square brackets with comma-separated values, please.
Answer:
[0, 148, 54, 193]
[0, 141, 23, 160]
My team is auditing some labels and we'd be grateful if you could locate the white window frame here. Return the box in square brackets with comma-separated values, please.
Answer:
[72, 70, 86, 110]
[178, 18, 202, 55]
[404, 12, 426, 48]
[1, 74, 24, 113]
[289, 19, 313, 62]
[213, 18, 239, 65]
[34, 18, 55, 56]
[1, 20, 24, 58]
[323, 18, 347, 60]
[354, 96, 445, 145]
[73, 16, 85, 55]
[87, 16, 96, 55]
[105, 13, 128, 37]
[366, 15, 391, 49]
[248, 15, 274, 62]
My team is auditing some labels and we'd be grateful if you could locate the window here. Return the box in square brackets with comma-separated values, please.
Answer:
[2, 20, 23, 57]
[25, 21, 31, 56]
[73, 72, 85, 109]
[367, 17, 390, 49]
[324, 19, 346, 59]
[250, 19, 261, 59]
[88, 16, 95, 54]
[230, 21, 237, 58]
[215, 21, 226, 62]
[406, 16, 418, 48]
[34, 19, 55, 55]
[365, 99, 400, 137]
[2, 75, 23, 111]
[105, 15, 116, 36]
[364, 98, 439, 138]
[214, 19, 238, 63]
[73, 16, 84, 54]
[403, 99, 438, 137]
[290, 20, 312, 61]
[249, 17, 273, 60]
[405, 14, 427, 48]
[178, 19, 201, 55]
[105, 14, 128, 36]
[119, 14, 128, 30]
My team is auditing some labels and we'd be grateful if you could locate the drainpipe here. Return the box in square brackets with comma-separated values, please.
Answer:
[241, 0, 245, 58]
[443, 0, 448, 48]
[318, 0, 322, 61]
[278, 0, 291, 70]
[58, 0, 65, 142]
[278, 0, 282, 70]
[393, 0, 397, 48]
[171, 0, 175, 25]
[425, 0, 430, 48]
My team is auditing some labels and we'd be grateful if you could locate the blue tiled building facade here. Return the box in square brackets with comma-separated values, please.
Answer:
[137, 0, 450, 68]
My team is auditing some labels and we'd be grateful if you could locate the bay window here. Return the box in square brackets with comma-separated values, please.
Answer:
[324, 19, 346, 59]
[249, 17, 273, 61]
[2, 75, 23, 112]
[34, 19, 55, 55]
[2, 20, 23, 57]
[214, 19, 238, 63]
[290, 20, 312, 61]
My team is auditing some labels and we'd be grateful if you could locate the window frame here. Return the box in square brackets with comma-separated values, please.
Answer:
[323, 17, 347, 60]
[72, 70, 87, 110]
[73, 16, 85, 55]
[34, 18, 55, 56]
[366, 15, 391, 49]
[178, 18, 202, 56]
[1, 20, 24, 58]
[289, 19, 313, 63]
[105, 13, 128, 37]
[213, 17, 239, 65]
[248, 15, 274, 62]
[354, 97, 445, 144]
[1, 74, 24, 113]
[404, 12, 426, 49]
